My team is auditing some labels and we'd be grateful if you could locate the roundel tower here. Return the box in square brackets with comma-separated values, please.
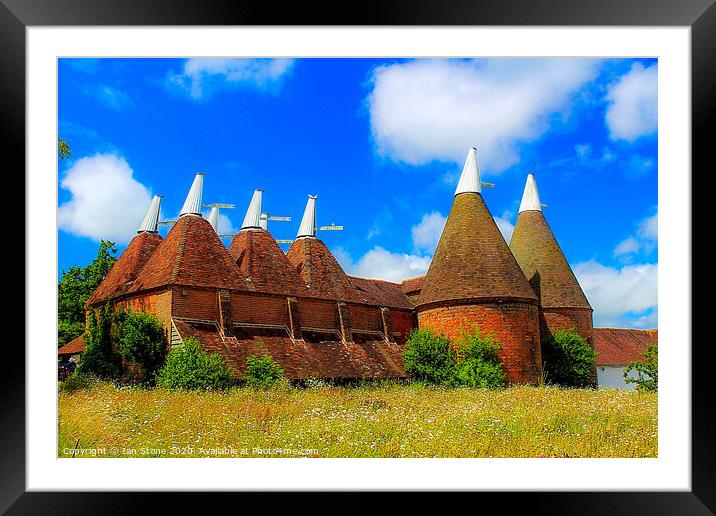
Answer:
[509, 174, 594, 350]
[416, 148, 542, 384]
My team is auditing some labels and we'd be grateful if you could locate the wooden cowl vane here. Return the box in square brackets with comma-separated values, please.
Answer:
[416, 148, 542, 385]
[509, 173, 593, 344]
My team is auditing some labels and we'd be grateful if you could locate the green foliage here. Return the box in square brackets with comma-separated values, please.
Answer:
[245, 354, 285, 389]
[77, 304, 121, 379]
[403, 328, 457, 386]
[155, 338, 235, 390]
[624, 344, 658, 391]
[58, 240, 118, 325]
[542, 329, 596, 388]
[58, 320, 85, 348]
[116, 310, 166, 380]
[58, 137, 71, 160]
[59, 373, 99, 393]
[453, 328, 507, 389]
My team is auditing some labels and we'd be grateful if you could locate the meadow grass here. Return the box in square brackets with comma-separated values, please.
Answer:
[58, 381, 657, 458]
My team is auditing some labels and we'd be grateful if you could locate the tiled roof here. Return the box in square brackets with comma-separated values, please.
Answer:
[509, 210, 591, 310]
[593, 328, 658, 366]
[228, 229, 307, 296]
[87, 232, 163, 305]
[286, 237, 365, 303]
[128, 215, 249, 293]
[418, 193, 538, 307]
[401, 275, 425, 295]
[348, 276, 413, 309]
[173, 320, 407, 379]
[58, 334, 86, 355]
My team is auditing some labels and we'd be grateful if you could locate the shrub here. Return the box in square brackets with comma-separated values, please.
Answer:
[155, 338, 235, 390]
[59, 373, 99, 393]
[78, 304, 121, 379]
[245, 354, 285, 389]
[541, 329, 596, 388]
[116, 310, 166, 380]
[453, 328, 507, 389]
[624, 344, 658, 391]
[403, 328, 456, 386]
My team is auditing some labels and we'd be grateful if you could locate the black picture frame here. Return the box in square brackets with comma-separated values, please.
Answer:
[6, 0, 710, 513]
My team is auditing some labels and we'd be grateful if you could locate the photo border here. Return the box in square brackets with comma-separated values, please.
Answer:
[6, 0, 711, 512]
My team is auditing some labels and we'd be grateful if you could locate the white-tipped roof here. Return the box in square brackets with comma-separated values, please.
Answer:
[259, 213, 269, 230]
[454, 147, 482, 196]
[180, 173, 205, 216]
[208, 206, 219, 232]
[518, 173, 542, 213]
[296, 195, 317, 238]
[137, 195, 162, 233]
[241, 190, 263, 230]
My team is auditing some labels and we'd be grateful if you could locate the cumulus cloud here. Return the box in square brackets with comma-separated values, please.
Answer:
[367, 58, 602, 172]
[573, 260, 657, 328]
[167, 58, 295, 100]
[58, 153, 153, 244]
[605, 62, 658, 141]
[336, 246, 431, 283]
[613, 210, 658, 258]
[494, 216, 515, 243]
[411, 211, 446, 252]
[93, 84, 132, 110]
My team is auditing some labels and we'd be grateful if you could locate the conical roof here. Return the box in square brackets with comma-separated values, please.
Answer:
[228, 228, 307, 296]
[417, 192, 538, 307]
[241, 190, 263, 230]
[128, 214, 249, 293]
[286, 237, 366, 303]
[87, 231, 163, 305]
[137, 195, 162, 233]
[296, 195, 317, 238]
[509, 176, 591, 309]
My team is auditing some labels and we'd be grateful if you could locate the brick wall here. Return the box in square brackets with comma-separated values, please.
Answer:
[391, 309, 418, 344]
[231, 292, 288, 325]
[539, 307, 593, 345]
[298, 298, 339, 329]
[418, 301, 542, 385]
[348, 304, 382, 332]
[171, 287, 218, 321]
[113, 290, 173, 346]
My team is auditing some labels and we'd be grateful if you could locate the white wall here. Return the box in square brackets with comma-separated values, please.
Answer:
[597, 366, 639, 390]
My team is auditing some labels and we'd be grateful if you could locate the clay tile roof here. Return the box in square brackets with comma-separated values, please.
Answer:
[87, 231, 163, 305]
[128, 215, 249, 293]
[228, 229, 307, 296]
[348, 276, 413, 309]
[593, 328, 658, 366]
[286, 237, 366, 303]
[58, 334, 86, 355]
[173, 320, 407, 379]
[509, 210, 592, 310]
[401, 275, 425, 295]
[418, 193, 538, 307]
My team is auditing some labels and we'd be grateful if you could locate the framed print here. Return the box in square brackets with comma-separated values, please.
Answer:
[6, 0, 712, 512]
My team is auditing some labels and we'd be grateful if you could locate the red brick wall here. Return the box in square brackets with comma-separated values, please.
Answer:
[539, 308, 593, 346]
[391, 309, 418, 344]
[113, 290, 173, 346]
[348, 304, 382, 331]
[171, 288, 218, 321]
[232, 292, 288, 325]
[418, 302, 542, 385]
[298, 298, 339, 329]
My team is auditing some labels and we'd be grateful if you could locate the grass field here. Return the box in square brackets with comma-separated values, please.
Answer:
[58, 382, 657, 458]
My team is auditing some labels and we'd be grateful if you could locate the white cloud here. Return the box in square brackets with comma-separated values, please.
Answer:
[93, 84, 132, 110]
[573, 260, 657, 328]
[605, 62, 658, 141]
[495, 216, 515, 243]
[167, 58, 295, 100]
[367, 58, 601, 172]
[613, 210, 658, 258]
[337, 246, 431, 283]
[411, 211, 446, 252]
[58, 153, 152, 244]
[574, 143, 591, 158]
[614, 237, 640, 257]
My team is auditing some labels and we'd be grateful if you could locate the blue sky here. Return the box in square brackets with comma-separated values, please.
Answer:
[58, 57, 657, 328]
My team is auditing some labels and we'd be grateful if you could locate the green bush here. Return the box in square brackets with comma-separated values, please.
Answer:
[116, 310, 166, 380]
[403, 328, 457, 386]
[245, 354, 285, 389]
[59, 373, 100, 393]
[155, 338, 235, 390]
[541, 329, 596, 388]
[624, 344, 658, 391]
[78, 304, 121, 379]
[453, 328, 507, 389]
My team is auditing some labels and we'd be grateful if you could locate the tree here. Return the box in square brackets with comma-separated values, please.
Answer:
[624, 344, 658, 391]
[58, 320, 85, 349]
[541, 329, 596, 388]
[58, 137, 71, 160]
[116, 310, 167, 380]
[58, 240, 118, 334]
[77, 304, 121, 378]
